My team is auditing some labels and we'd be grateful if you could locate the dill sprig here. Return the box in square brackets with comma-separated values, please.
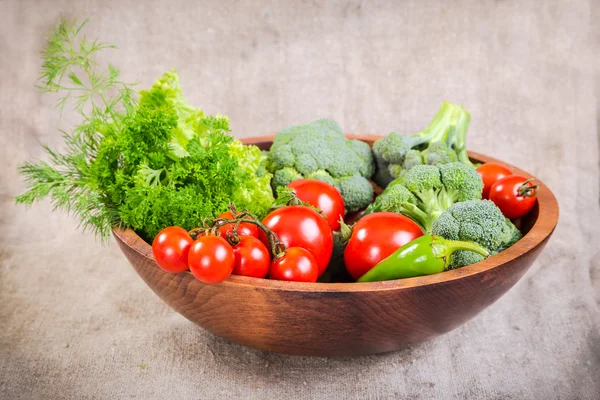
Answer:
[16, 16, 137, 239]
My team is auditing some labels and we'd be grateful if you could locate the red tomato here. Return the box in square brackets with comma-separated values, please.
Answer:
[489, 175, 539, 219]
[152, 226, 193, 273]
[269, 247, 319, 282]
[217, 211, 259, 239]
[188, 235, 235, 284]
[231, 236, 270, 279]
[476, 163, 512, 199]
[287, 179, 345, 231]
[261, 206, 333, 278]
[344, 212, 424, 280]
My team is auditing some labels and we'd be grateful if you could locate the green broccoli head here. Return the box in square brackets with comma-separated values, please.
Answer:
[402, 149, 424, 169]
[424, 141, 458, 165]
[371, 163, 483, 233]
[306, 169, 336, 187]
[335, 174, 373, 213]
[272, 167, 303, 189]
[348, 139, 376, 178]
[438, 162, 484, 206]
[431, 199, 523, 268]
[268, 119, 375, 211]
[372, 132, 410, 164]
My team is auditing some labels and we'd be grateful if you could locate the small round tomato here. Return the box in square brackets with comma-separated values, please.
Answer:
[261, 205, 333, 278]
[231, 236, 270, 279]
[188, 235, 235, 284]
[489, 175, 539, 219]
[344, 212, 424, 280]
[476, 163, 513, 199]
[287, 179, 345, 231]
[152, 226, 193, 273]
[217, 211, 259, 239]
[269, 247, 319, 282]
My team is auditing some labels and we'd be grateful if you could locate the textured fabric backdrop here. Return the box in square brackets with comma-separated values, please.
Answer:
[1, 0, 599, 399]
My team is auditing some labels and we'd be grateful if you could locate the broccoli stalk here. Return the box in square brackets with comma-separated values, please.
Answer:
[372, 102, 475, 188]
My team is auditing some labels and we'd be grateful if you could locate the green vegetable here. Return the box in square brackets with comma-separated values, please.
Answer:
[364, 162, 483, 233]
[357, 234, 490, 282]
[431, 199, 522, 268]
[267, 119, 375, 212]
[372, 102, 473, 187]
[16, 17, 273, 241]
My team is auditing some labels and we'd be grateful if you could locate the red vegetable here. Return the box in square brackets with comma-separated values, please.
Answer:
[217, 211, 259, 238]
[261, 206, 333, 277]
[269, 247, 319, 282]
[188, 235, 235, 284]
[476, 163, 512, 199]
[151, 226, 193, 273]
[489, 175, 539, 219]
[344, 212, 424, 280]
[287, 179, 345, 231]
[231, 236, 270, 279]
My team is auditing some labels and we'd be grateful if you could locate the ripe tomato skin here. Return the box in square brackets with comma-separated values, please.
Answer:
[217, 211, 259, 239]
[344, 212, 424, 281]
[476, 163, 513, 199]
[231, 236, 270, 279]
[269, 247, 319, 282]
[188, 236, 235, 284]
[152, 226, 193, 273]
[489, 175, 538, 219]
[287, 179, 345, 231]
[261, 206, 333, 278]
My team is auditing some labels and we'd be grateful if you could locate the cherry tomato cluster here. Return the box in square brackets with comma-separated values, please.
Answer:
[476, 163, 540, 219]
[152, 180, 340, 284]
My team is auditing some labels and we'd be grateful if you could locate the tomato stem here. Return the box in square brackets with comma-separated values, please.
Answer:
[518, 179, 540, 197]
[211, 211, 286, 259]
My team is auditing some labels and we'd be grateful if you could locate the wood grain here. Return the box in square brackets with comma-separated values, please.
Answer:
[113, 135, 559, 357]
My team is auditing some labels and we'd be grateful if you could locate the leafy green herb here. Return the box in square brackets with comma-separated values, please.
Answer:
[16, 16, 137, 237]
[17, 17, 274, 241]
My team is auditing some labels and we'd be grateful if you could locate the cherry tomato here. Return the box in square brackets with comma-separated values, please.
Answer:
[188, 235, 235, 284]
[344, 212, 424, 280]
[231, 236, 270, 279]
[217, 211, 259, 239]
[476, 163, 512, 199]
[269, 247, 319, 282]
[287, 179, 345, 231]
[261, 206, 333, 278]
[489, 175, 539, 219]
[152, 226, 193, 273]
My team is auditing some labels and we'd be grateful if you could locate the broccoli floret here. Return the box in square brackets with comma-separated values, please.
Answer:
[364, 163, 483, 233]
[272, 167, 302, 189]
[268, 119, 375, 212]
[424, 141, 458, 165]
[371, 102, 474, 188]
[306, 169, 336, 186]
[403, 149, 424, 169]
[372, 132, 409, 164]
[431, 200, 523, 268]
[335, 175, 373, 213]
[348, 139, 376, 178]
[437, 162, 484, 208]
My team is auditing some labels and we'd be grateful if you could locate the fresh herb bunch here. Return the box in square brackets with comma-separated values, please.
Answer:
[16, 16, 137, 237]
[17, 17, 274, 241]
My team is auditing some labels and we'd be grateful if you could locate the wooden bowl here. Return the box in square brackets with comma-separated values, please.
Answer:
[113, 135, 559, 357]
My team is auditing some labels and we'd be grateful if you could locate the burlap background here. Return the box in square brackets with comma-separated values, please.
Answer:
[1, 0, 599, 399]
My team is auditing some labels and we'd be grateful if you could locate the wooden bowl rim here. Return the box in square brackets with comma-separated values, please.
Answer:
[113, 134, 559, 293]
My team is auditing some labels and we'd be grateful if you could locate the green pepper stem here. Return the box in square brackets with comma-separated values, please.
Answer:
[431, 235, 489, 269]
